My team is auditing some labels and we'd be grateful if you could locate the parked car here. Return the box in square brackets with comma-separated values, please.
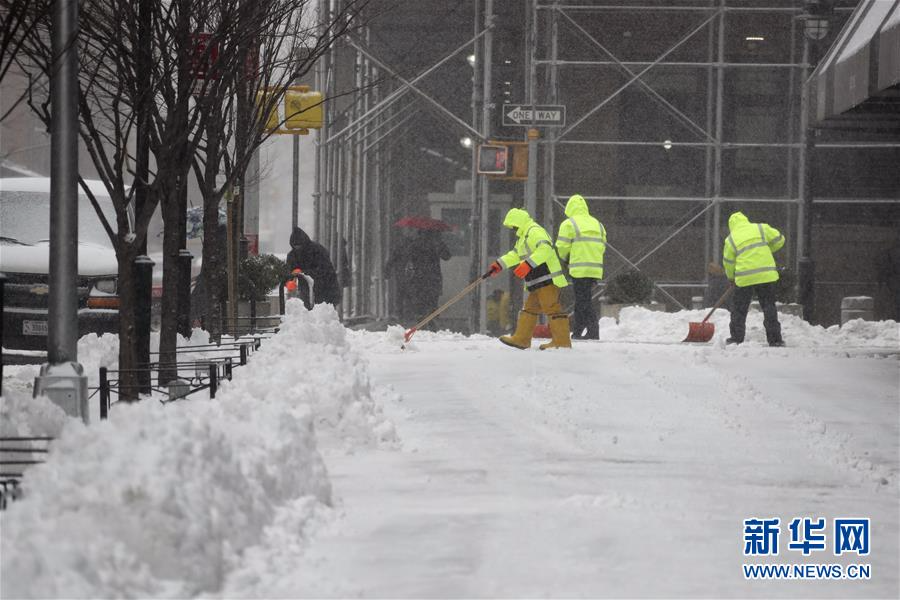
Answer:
[1, 177, 120, 352]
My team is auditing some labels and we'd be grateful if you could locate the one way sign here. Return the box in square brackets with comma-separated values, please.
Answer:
[502, 104, 566, 127]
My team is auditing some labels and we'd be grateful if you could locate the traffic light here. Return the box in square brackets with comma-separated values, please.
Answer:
[284, 89, 324, 131]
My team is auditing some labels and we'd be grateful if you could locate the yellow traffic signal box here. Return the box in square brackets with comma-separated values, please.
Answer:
[285, 90, 324, 130]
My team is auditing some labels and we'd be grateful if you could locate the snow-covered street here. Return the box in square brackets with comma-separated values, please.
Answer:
[2, 304, 898, 598]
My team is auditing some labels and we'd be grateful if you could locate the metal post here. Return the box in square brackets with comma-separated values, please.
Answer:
[225, 185, 237, 337]
[177, 249, 192, 338]
[526, 128, 540, 216]
[99, 366, 109, 420]
[35, 0, 88, 423]
[208, 363, 217, 399]
[703, 0, 716, 279]
[525, 0, 538, 217]
[478, 0, 494, 333]
[798, 34, 816, 323]
[371, 64, 384, 319]
[292, 135, 300, 229]
[468, 0, 482, 334]
[712, 1, 725, 262]
[134, 255, 154, 395]
[545, 0, 560, 230]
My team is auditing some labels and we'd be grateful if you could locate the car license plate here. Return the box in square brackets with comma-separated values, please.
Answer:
[23, 320, 48, 336]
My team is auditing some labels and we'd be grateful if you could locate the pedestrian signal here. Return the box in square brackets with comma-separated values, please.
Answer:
[478, 142, 528, 180]
[478, 144, 509, 175]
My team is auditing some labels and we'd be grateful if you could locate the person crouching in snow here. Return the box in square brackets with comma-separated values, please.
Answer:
[484, 208, 571, 350]
[722, 211, 785, 347]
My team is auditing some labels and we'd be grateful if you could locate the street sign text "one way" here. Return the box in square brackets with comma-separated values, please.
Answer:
[502, 104, 566, 127]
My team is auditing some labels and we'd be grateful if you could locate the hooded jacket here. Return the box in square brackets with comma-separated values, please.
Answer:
[496, 208, 568, 291]
[286, 227, 341, 305]
[722, 212, 784, 287]
[555, 194, 606, 280]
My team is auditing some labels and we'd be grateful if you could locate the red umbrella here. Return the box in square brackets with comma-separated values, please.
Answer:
[393, 216, 456, 232]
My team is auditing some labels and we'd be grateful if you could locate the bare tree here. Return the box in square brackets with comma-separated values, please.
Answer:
[0, 0, 48, 120]
[15, 0, 370, 397]
[190, 0, 369, 344]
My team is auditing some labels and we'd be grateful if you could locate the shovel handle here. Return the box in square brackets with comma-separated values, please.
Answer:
[403, 274, 489, 344]
[701, 283, 734, 324]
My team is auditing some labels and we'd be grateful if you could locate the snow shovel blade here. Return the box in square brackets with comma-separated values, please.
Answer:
[683, 321, 715, 343]
[403, 327, 416, 344]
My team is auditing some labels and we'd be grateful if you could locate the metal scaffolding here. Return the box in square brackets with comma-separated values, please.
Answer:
[533, 0, 899, 312]
[313, 0, 899, 326]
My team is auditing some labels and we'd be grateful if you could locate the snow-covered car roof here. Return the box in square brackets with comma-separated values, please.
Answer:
[0, 177, 114, 197]
[0, 177, 121, 276]
[0, 241, 118, 276]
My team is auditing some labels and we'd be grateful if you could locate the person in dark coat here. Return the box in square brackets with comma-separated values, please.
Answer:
[384, 229, 451, 326]
[286, 227, 341, 308]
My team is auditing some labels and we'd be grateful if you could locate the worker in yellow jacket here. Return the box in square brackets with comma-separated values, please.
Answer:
[485, 208, 571, 350]
[722, 211, 785, 347]
[555, 194, 606, 339]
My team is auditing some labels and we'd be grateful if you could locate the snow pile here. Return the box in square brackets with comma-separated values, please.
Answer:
[232, 300, 397, 448]
[599, 306, 899, 348]
[0, 393, 69, 439]
[1, 399, 329, 598]
[0, 300, 395, 598]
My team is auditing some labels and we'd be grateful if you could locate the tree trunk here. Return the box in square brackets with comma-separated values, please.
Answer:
[116, 244, 139, 401]
[201, 191, 225, 342]
[157, 184, 182, 386]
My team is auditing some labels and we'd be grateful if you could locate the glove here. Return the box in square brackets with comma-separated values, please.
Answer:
[513, 261, 532, 279]
[292, 268, 303, 275]
[484, 261, 502, 278]
[285, 279, 298, 292]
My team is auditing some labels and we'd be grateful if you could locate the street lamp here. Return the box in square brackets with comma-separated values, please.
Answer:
[460, 136, 473, 149]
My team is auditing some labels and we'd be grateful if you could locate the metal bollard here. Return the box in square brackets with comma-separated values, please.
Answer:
[99, 366, 109, 420]
[208, 363, 218, 398]
[177, 249, 193, 338]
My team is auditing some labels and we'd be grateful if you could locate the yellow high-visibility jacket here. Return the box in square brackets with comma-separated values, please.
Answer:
[496, 208, 568, 291]
[555, 194, 606, 280]
[722, 211, 785, 287]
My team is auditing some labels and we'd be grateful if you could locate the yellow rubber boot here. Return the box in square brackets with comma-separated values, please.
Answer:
[499, 310, 538, 350]
[539, 314, 572, 350]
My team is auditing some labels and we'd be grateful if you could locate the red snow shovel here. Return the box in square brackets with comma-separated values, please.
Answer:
[402, 273, 489, 349]
[683, 284, 734, 343]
